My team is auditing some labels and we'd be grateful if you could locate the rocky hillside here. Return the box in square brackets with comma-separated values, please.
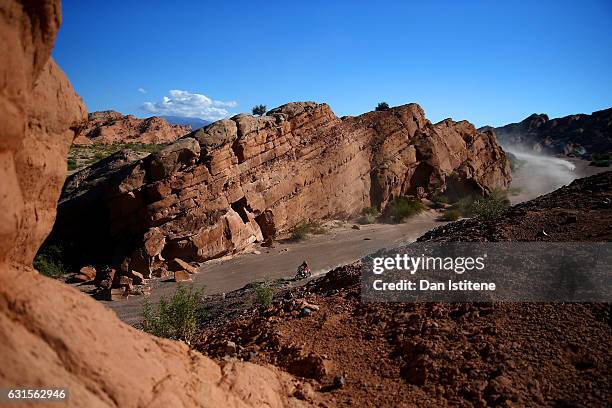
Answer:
[483, 108, 612, 158]
[197, 171, 612, 407]
[0, 1, 309, 406]
[73, 110, 191, 145]
[47, 101, 511, 289]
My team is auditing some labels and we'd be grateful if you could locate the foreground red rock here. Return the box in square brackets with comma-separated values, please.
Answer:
[52, 100, 511, 282]
[73, 110, 191, 145]
[0, 1, 308, 406]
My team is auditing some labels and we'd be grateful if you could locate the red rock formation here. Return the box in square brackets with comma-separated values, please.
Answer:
[0, 1, 308, 406]
[53, 101, 511, 278]
[73, 110, 191, 145]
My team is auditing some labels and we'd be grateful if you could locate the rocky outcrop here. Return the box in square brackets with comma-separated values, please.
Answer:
[50, 101, 511, 280]
[0, 1, 309, 407]
[73, 110, 191, 145]
[483, 108, 612, 157]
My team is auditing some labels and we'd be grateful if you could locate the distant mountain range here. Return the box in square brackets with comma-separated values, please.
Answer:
[160, 115, 211, 130]
[481, 107, 612, 158]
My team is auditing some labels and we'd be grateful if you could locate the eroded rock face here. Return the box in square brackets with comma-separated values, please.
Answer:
[52, 100, 511, 276]
[482, 108, 612, 157]
[73, 110, 191, 145]
[0, 1, 308, 407]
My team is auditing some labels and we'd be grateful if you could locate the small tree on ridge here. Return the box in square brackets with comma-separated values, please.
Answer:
[252, 105, 267, 116]
[376, 102, 390, 111]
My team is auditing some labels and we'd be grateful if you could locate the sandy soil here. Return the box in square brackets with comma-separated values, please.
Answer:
[107, 211, 445, 324]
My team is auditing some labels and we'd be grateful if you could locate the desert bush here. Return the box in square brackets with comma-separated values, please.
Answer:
[431, 193, 451, 205]
[67, 157, 77, 171]
[468, 188, 510, 220]
[142, 284, 207, 343]
[252, 104, 267, 116]
[357, 214, 377, 224]
[375, 102, 390, 111]
[358, 206, 380, 224]
[93, 151, 108, 161]
[385, 197, 425, 223]
[590, 159, 611, 167]
[290, 221, 327, 241]
[251, 283, 275, 307]
[33, 244, 67, 279]
[592, 153, 611, 161]
[443, 209, 462, 221]
[448, 196, 474, 215]
[363, 206, 381, 217]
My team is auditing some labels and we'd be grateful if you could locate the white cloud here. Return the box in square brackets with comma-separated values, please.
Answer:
[138, 87, 147, 94]
[141, 89, 237, 121]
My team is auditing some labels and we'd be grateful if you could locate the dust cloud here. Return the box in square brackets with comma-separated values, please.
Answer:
[504, 145, 581, 204]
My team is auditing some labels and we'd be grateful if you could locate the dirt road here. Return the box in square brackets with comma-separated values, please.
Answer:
[107, 211, 445, 324]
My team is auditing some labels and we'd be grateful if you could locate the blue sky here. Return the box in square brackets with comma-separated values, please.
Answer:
[53, 0, 612, 127]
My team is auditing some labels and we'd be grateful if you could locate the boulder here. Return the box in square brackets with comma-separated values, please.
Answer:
[72, 274, 91, 283]
[143, 227, 165, 257]
[79, 266, 97, 281]
[103, 287, 129, 301]
[148, 137, 200, 181]
[118, 275, 133, 287]
[98, 268, 116, 289]
[189, 119, 238, 153]
[174, 270, 192, 282]
[129, 271, 145, 285]
[169, 257, 198, 274]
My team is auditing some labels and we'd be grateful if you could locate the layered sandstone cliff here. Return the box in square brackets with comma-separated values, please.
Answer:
[50, 101, 511, 283]
[482, 108, 612, 157]
[73, 110, 191, 145]
[0, 1, 307, 407]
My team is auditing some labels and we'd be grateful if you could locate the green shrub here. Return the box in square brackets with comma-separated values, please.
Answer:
[357, 214, 377, 224]
[67, 157, 78, 171]
[252, 104, 267, 116]
[448, 197, 474, 215]
[431, 193, 451, 205]
[443, 209, 462, 221]
[363, 206, 380, 217]
[33, 244, 67, 279]
[142, 284, 207, 343]
[93, 151, 108, 161]
[251, 283, 274, 307]
[468, 188, 510, 220]
[590, 160, 610, 167]
[289, 221, 327, 241]
[375, 102, 390, 111]
[592, 153, 611, 161]
[385, 197, 425, 223]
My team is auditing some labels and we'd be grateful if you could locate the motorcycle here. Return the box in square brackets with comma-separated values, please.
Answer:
[294, 263, 311, 280]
